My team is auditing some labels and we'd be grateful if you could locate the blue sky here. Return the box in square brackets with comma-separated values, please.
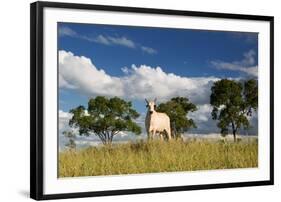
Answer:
[58, 23, 258, 77]
[58, 22, 258, 144]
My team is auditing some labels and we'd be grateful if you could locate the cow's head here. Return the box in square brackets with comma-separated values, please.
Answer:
[145, 98, 157, 114]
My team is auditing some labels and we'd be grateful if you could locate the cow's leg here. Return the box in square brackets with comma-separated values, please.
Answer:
[147, 129, 151, 141]
[159, 132, 164, 141]
[166, 127, 172, 141]
[151, 129, 156, 140]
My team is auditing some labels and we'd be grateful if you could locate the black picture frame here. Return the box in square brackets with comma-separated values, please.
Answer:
[30, 1, 274, 200]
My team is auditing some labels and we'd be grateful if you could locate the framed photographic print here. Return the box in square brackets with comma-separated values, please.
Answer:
[30, 1, 274, 200]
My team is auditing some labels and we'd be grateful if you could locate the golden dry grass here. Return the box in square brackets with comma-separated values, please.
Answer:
[59, 139, 258, 177]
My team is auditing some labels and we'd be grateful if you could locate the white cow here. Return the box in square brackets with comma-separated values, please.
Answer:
[145, 99, 172, 141]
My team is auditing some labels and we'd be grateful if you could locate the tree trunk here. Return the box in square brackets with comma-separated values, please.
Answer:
[233, 130, 237, 142]
[231, 122, 237, 142]
[105, 137, 112, 146]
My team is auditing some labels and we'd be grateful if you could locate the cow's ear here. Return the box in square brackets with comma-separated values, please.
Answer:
[146, 104, 148, 108]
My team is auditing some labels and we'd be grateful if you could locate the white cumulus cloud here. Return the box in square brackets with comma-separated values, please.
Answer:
[59, 50, 219, 104]
[59, 50, 124, 96]
[123, 64, 219, 104]
[58, 110, 73, 132]
[189, 104, 219, 134]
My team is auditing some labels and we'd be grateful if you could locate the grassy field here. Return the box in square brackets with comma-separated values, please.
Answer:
[59, 139, 258, 177]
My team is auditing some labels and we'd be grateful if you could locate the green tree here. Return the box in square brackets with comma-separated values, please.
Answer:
[157, 97, 197, 138]
[69, 96, 141, 145]
[210, 79, 258, 142]
[63, 130, 76, 150]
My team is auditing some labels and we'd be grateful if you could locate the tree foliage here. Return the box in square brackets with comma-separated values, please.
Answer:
[69, 96, 141, 145]
[63, 130, 76, 150]
[157, 97, 197, 138]
[210, 79, 258, 141]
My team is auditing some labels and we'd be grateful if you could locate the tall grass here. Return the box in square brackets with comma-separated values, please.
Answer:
[59, 139, 258, 177]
